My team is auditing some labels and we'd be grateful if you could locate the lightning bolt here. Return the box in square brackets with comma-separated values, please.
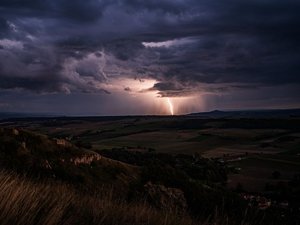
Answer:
[167, 97, 174, 115]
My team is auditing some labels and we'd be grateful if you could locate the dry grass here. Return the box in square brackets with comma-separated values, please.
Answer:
[0, 171, 199, 225]
[0, 170, 258, 225]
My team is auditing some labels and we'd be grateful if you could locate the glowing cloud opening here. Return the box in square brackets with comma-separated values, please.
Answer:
[95, 77, 204, 115]
[167, 97, 174, 115]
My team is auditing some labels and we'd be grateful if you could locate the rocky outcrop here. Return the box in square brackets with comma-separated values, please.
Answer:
[70, 153, 101, 166]
[144, 182, 187, 212]
[54, 138, 72, 147]
[12, 128, 19, 136]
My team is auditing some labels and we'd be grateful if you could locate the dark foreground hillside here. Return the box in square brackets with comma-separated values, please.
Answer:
[0, 171, 196, 225]
[0, 127, 298, 225]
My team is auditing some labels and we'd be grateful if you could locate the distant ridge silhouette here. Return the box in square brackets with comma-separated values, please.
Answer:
[188, 108, 300, 118]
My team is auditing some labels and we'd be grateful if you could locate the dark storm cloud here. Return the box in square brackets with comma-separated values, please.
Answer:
[0, 17, 8, 32]
[0, 0, 299, 100]
[0, 0, 110, 22]
[104, 40, 145, 61]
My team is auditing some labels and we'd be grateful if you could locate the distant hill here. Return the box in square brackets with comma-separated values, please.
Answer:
[2, 109, 300, 120]
[0, 127, 138, 193]
[188, 108, 300, 118]
[0, 112, 52, 120]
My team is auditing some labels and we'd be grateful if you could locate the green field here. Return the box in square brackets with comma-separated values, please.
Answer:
[3, 116, 300, 193]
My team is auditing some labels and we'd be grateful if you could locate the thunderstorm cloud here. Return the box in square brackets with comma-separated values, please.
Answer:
[0, 0, 299, 114]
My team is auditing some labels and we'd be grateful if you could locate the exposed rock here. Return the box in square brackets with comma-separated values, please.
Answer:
[21, 142, 26, 149]
[54, 138, 72, 147]
[144, 182, 187, 212]
[70, 153, 102, 166]
[12, 128, 19, 136]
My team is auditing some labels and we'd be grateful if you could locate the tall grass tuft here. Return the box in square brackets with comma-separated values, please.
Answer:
[0, 170, 259, 225]
[0, 170, 197, 225]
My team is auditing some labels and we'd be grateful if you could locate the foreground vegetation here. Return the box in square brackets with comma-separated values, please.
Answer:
[0, 122, 299, 224]
[0, 171, 199, 225]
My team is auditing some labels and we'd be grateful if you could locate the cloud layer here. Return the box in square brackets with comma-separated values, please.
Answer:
[0, 0, 299, 114]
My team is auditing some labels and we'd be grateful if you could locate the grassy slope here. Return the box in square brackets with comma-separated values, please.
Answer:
[228, 155, 300, 192]
[0, 124, 298, 224]
[0, 128, 255, 225]
[0, 127, 139, 195]
[0, 171, 197, 225]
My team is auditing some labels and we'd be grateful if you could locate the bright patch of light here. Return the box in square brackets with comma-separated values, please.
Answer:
[167, 97, 174, 115]
[142, 37, 196, 48]
[93, 76, 203, 115]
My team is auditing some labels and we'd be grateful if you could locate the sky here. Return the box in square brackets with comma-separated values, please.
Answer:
[0, 0, 299, 115]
